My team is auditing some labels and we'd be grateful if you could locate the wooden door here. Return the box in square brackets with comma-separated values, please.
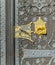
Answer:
[15, 0, 55, 65]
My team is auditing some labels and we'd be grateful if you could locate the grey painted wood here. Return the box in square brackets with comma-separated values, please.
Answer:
[15, 0, 55, 65]
[0, 0, 6, 65]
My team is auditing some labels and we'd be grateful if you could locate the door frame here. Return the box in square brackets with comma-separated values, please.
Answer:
[6, 0, 15, 65]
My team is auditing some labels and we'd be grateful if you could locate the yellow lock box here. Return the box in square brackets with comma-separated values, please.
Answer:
[34, 17, 47, 38]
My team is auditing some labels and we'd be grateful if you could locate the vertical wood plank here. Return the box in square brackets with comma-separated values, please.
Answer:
[6, 0, 14, 65]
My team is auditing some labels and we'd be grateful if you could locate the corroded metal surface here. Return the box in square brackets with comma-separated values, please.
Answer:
[15, 0, 55, 65]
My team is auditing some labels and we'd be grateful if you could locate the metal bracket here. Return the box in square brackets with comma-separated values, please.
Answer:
[15, 17, 47, 41]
